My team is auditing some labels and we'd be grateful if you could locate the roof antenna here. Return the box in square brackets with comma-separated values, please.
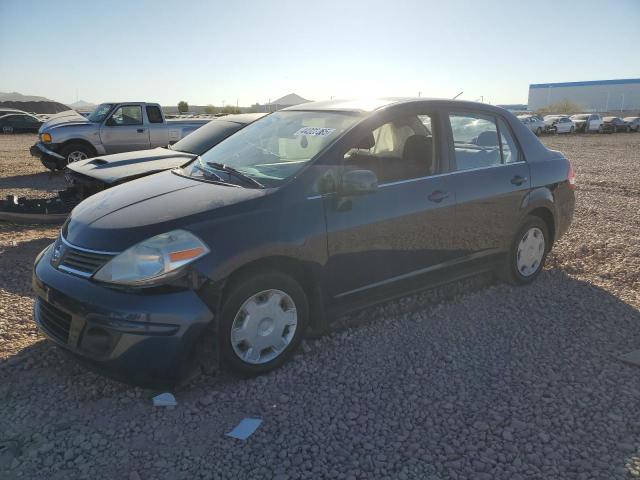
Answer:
[453, 91, 463, 100]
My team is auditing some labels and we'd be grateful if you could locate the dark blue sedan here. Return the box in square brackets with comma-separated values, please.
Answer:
[32, 98, 575, 386]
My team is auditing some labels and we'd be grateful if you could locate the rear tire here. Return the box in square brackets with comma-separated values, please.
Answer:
[498, 216, 549, 286]
[219, 271, 308, 375]
[56, 143, 93, 170]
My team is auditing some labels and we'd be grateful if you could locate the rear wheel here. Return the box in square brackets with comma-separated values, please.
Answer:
[219, 271, 308, 375]
[56, 143, 93, 170]
[498, 216, 549, 285]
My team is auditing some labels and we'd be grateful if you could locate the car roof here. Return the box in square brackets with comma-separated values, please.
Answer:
[215, 112, 268, 125]
[283, 97, 516, 115]
[0, 112, 37, 119]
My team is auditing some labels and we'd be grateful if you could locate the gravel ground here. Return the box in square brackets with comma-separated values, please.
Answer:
[0, 134, 66, 201]
[1, 132, 639, 479]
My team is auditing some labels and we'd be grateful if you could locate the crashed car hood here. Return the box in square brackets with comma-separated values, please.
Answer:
[41, 112, 89, 130]
[64, 170, 269, 251]
[67, 148, 196, 185]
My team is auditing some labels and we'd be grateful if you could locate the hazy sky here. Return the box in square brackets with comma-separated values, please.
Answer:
[1, 0, 638, 106]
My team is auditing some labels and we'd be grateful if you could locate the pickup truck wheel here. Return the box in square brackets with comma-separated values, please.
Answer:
[56, 143, 93, 170]
[219, 271, 308, 375]
[498, 216, 549, 286]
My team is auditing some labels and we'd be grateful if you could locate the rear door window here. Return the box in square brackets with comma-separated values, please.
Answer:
[449, 113, 501, 171]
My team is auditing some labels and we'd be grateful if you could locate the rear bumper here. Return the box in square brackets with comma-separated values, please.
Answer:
[31, 142, 64, 170]
[32, 245, 214, 387]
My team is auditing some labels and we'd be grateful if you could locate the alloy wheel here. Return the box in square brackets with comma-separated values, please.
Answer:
[516, 227, 545, 277]
[67, 151, 88, 163]
[230, 289, 298, 364]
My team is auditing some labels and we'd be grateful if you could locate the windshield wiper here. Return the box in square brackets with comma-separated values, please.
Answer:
[206, 162, 264, 188]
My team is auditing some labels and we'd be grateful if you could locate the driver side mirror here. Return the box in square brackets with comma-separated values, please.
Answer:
[339, 169, 378, 196]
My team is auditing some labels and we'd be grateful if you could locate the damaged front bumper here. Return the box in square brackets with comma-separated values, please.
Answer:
[32, 245, 215, 387]
[30, 142, 65, 170]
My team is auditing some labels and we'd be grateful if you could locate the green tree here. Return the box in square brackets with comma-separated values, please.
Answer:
[204, 104, 218, 114]
[178, 101, 189, 113]
[221, 105, 241, 114]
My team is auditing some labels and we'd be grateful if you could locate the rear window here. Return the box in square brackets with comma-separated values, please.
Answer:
[172, 120, 242, 155]
[146, 106, 163, 123]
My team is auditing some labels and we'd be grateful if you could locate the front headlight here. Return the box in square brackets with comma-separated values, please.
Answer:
[93, 229, 209, 286]
[42, 132, 52, 143]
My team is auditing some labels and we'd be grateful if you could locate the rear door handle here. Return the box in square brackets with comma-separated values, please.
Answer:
[511, 175, 527, 186]
[428, 190, 449, 203]
[137, 128, 145, 133]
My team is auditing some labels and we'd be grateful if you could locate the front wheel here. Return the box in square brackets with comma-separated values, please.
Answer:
[498, 216, 549, 285]
[219, 271, 309, 375]
[55, 143, 93, 170]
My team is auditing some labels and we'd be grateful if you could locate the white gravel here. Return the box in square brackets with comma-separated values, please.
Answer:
[1, 132, 639, 479]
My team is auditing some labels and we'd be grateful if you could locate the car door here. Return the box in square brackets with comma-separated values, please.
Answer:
[99, 105, 151, 153]
[445, 111, 531, 257]
[324, 109, 457, 302]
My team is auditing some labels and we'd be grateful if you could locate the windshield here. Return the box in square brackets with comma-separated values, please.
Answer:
[185, 111, 361, 187]
[88, 103, 115, 123]
[171, 120, 243, 155]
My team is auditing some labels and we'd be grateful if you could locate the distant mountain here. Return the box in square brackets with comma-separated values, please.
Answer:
[69, 100, 96, 111]
[267, 93, 311, 106]
[0, 91, 52, 102]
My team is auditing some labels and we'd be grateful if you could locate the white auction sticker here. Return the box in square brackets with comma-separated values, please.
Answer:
[293, 127, 336, 137]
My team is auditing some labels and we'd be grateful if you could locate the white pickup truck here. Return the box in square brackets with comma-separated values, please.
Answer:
[30, 102, 210, 170]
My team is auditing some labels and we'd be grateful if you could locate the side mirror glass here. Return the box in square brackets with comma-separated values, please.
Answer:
[339, 169, 378, 196]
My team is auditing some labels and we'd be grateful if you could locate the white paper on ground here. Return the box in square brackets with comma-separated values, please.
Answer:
[152, 392, 177, 407]
[226, 417, 262, 440]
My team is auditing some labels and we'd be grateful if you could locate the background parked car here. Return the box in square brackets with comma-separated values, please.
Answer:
[623, 116, 640, 132]
[31, 102, 211, 170]
[603, 116, 630, 133]
[517, 115, 546, 135]
[65, 113, 267, 199]
[570, 113, 604, 133]
[0, 107, 29, 118]
[544, 115, 575, 134]
[0, 113, 43, 133]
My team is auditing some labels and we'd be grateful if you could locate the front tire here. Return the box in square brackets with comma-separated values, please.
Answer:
[219, 271, 308, 375]
[56, 143, 93, 170]
[499, 216, 549, 285]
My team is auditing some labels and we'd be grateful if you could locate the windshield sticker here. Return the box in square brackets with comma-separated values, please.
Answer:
[294, 127, 336, 137]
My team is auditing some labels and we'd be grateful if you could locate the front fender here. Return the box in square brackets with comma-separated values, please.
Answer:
[44, 125, 102, 151]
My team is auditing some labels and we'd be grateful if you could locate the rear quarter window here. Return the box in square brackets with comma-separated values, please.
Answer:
[146, 106, 163, 123]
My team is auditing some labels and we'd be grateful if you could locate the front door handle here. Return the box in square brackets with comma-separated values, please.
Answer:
[511, 175, 527, 186]
[137, 128, 145, 133]
[428, 190, 449, 203]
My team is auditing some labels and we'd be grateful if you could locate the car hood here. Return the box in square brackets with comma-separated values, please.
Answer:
[40, 111, 90, 130]
[64, 171, 270, 251]
[67, 147, 196, 185]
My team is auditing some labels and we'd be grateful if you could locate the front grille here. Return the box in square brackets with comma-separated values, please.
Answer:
[59, 247, 113, 276]
[36, 299, 72, 344]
